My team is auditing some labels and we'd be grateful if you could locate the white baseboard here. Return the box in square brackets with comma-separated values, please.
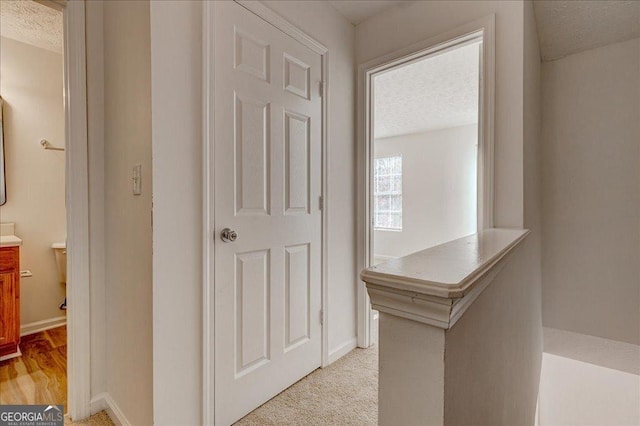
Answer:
[20, 316, 67, 336]
[0, 346, 21, 362]
[90, 392, 131, 426]
[326, 337, 358, 365]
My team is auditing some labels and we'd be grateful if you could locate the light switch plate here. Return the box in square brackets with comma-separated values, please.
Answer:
[133, 164, 142, 195]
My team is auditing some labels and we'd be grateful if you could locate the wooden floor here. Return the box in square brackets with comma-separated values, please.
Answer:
[0, 326, 67, 408]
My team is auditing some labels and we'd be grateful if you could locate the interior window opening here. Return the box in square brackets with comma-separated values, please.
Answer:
[371, 39, 481, 266]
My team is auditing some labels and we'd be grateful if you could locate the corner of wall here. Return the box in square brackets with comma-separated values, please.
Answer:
[85, 0, 107, 399]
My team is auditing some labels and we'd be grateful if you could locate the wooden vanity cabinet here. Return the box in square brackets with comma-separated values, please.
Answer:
[0, 246, 20, 358]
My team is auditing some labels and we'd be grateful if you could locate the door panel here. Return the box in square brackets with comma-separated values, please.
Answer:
[284, 110, 310, 214]
[234, 95, 270, 216]
[283, 54, 310, 99]
[0, 272, 16, 346]
[284, 243, 310, 350]
[213, 2, 323, 424]
[235, 249, 270, 376]
[234, 29, 270, 82]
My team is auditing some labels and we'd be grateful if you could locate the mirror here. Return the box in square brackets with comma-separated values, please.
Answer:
[0, 96, 5, 206]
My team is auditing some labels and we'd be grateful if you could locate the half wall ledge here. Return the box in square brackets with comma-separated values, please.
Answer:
[361, 228, 530, 329]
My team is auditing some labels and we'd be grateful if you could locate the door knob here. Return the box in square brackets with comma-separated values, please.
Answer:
[221, 228, 238, 243]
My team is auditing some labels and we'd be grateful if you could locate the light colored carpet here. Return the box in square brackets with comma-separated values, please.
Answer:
[236, 345, 378, 425]
[65, 411, 114, 425]
[61, 346, 377, 426]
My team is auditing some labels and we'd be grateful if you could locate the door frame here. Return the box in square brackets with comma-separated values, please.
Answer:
[202, 2, 330, 424]
[36, 0, 92, 419]
[356, 15, 496, 348]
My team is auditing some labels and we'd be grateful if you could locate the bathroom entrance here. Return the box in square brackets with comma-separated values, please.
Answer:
[0, 0, 91, 420]
[0, 0, 68, 408]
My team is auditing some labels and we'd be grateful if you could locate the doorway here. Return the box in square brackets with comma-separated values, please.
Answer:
[357, 17, 495, 347]
[0, 0, 90, 420]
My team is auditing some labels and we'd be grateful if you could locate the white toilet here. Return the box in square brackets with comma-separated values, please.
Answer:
[52, 242, 66, 310]
[52, 242, 66, 284]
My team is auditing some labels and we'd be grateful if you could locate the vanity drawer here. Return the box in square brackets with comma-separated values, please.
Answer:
[0, 246, 19, 272]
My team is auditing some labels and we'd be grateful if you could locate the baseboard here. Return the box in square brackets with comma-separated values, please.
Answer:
[20, 316, 67, 336]
[90, 393, 131, 426]
[0, 346, 21, 362]
[327, 337, 358, 365]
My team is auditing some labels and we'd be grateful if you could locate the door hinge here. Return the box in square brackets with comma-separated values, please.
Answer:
[319, 81, 324, 97]
[319, 309, 324, 326]
[319, 196, 324, 210]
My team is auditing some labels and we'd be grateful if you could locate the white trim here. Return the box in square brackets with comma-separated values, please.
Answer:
[202, 1, 215, 424]
[20, 316, 67, 336]
[327, 337, 358, 365]
[477, 15, 495, 231]
[34, 0, 65, 12]
[373, 254, 396, 262]
[0, 347, 21, 362]
[235, 1, 328, 55]
[357, 15, 496, 348]
[90, 393, 131, 426]
[61, 0, 92, 420]
[319, 41, 330, 373]
[202, 2, 330, 423]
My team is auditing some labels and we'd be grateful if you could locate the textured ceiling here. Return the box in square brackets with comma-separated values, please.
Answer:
[534, 0, 640, 61]
[374, 42, 479, 139]
[327, 0, 405, 25]
[0, 0, 63, 53]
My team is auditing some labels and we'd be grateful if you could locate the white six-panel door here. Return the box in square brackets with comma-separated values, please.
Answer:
[213, 2, 323, 424]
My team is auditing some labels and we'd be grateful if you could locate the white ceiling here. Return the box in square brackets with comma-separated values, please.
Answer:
[374, 42, 479, 140]
[534, 0, 640, 61]
[327, 0, 403, 25]
[0, 0, 63, 53]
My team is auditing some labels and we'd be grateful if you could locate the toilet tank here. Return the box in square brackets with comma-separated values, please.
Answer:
[52, 243, 66, 284]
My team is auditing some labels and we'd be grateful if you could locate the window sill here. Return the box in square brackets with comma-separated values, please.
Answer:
[361, 228, 529, 329]
[373, 227, 402, 232]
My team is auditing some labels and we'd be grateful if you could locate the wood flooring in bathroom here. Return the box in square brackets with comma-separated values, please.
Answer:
[0, 326, 67, 408]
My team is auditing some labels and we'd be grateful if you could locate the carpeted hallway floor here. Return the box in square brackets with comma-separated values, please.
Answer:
[65, 412, 114, 425]
[64, 345, 378, 425]
[236, 345, 378, 425]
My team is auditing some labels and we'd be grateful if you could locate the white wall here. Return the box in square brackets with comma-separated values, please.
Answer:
[523, 0, 542, 292]
[150, 1, 203, 424]
[0, 37, 66, 327]
[539, 353, 640, 426]
[150, 1, 356, 423]
[541, 37, 640, 345]
[356, 0, 525, 228]
[373, 125, 477, 260]
[444, 238, 543, 426]
[103, 1, 153, 424]
[522, 0, 544, 416]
